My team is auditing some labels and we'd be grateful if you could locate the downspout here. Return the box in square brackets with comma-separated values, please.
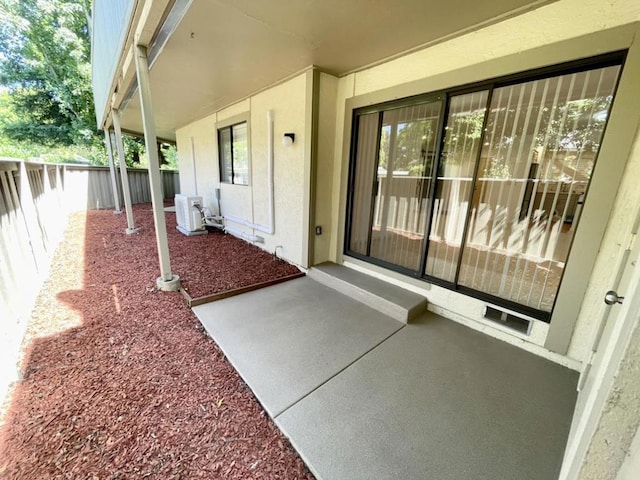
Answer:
[264, 109, 275, 235]
[225, 226, 264, 243]
[190, 136, 198, 195]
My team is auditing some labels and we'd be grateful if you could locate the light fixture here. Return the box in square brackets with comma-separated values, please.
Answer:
[283, 133, 295, 146]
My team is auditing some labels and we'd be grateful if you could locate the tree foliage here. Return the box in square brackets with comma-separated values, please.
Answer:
[0, 0, 101, 154]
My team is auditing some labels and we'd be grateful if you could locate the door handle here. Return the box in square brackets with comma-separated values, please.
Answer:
[604, 290, 624, 305]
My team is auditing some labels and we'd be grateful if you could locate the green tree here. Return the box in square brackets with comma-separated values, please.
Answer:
[0, 0, 100, 153]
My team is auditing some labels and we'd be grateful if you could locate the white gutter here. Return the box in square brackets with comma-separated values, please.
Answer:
[118, 0, 194, 115]
[264, 109, 275, 234]
[190, 136, 198, 195]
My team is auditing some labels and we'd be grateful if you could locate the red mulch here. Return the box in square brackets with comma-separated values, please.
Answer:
[0, 204, 314, 479]
[140, 203, 300, 299]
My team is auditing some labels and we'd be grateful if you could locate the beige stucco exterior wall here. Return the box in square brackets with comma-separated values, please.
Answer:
[176, 114, 219, 211]
[176, 74, 310, 267]
[313, 72, 339, 264]
[616, 425, 640, 480]
[323, 0, 640, 366]
[576, 319, 640, 479]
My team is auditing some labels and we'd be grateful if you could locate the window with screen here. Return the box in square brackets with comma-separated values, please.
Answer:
[218, 122, 249, 185]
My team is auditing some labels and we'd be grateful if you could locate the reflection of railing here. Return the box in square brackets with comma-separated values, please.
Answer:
[372, 174, 585, 257]
[373, 175, 432, 236]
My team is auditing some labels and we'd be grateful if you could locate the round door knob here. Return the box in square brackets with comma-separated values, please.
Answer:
[604, 290, 624, 305]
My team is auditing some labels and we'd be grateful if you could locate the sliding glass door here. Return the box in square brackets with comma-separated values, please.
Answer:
[348, 96, 443, 272]
[457, 65, 621, 312]
[424, 90, 489, 282]
[345, 58, 622, 320]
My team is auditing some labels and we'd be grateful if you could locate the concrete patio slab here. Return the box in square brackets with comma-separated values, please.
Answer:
[276, 312, 578, 480]
[193, 277, 404, 417]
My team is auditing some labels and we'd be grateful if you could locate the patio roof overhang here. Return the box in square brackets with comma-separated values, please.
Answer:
[97, 0, 558, 140]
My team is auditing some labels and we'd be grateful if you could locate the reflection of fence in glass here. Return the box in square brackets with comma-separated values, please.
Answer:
[457, 64, 620, 312]
[346, 61, 620, 316]
[370, 100, 442, 270]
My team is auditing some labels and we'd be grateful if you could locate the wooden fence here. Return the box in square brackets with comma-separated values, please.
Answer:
[64, 164, 181, 211]
[0, 158, 179, 399]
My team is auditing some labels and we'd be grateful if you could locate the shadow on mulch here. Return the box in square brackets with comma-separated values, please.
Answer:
[0, 204, 314, 479]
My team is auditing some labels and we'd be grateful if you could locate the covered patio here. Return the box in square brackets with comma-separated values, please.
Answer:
[0, 205, 312, 478]
[194, 271, 578, 480]
[85, 0, 640, 477]
[0, 203, 578, 479]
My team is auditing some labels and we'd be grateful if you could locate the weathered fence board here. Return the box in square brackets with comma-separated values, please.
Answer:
[62, 165, 179, 211]
[0, 158, 179, 402]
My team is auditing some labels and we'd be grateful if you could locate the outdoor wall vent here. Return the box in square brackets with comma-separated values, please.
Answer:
[484, 306, 532, 335]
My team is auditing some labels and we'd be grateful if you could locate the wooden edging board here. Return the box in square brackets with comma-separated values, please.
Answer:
[181, 271, 306, 308]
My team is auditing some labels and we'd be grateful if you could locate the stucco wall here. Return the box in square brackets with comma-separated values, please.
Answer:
[324, 0, 640, 365]
[616, 425, 640, 480]
[176, 114, 220, 212]
[313, 73, 339, 264]
[577, 317, 640, 479]
[176, 74, 310, 267]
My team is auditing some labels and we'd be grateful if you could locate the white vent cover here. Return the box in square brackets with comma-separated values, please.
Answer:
[175, 194, 206, 235]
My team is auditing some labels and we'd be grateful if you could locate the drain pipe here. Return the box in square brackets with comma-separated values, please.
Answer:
[224, 109, 275, 234]
[225, 225, 264, 243]
[263, 109, 275, 234]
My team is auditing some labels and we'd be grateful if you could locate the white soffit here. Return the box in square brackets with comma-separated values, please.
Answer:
[120, 0, 556, 139]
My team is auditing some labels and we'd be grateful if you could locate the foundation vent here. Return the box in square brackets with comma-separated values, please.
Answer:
[484, 306, 532, 335]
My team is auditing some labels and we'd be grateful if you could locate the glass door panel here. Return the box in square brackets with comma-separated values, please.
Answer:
[369, 100, 443, 271]
[348, 112, 380, 256]
[458, 65, 621, 312]
[425, 90, 489, 282]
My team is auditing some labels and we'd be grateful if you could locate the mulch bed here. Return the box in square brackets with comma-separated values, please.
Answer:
[152, 203, 301, 299]
[0, 204, 314, 479]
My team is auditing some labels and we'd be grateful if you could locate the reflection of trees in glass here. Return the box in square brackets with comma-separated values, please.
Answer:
[379, 119, 437, 176]
[538, 96, 613, 153]
[481, 94, 613, 180]
[232, 138, 247, 166]
[395, 120, 435, 176]
[378, 125, 390, 169]
[538, 96, 612, 182]
[483, 158, 510, 179]
[440, 108, 486, 176]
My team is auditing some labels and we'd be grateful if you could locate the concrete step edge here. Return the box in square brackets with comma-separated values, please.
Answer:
[308, 267, 427, 323]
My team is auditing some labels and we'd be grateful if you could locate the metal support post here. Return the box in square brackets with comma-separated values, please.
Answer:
[134, 44, 179, 291]
[104, 128, 122, 214]
[112, 110, 139, 234]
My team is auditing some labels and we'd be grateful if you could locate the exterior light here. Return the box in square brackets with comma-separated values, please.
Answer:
[283, 133, 295, 146]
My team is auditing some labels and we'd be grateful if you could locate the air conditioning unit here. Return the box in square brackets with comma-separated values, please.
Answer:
[175, 194, 207, 236]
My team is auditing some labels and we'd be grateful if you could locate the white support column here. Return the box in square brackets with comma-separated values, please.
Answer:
[112, 110, 139, 234]
[104, 128, 122, 214]
[134, 44, 179, 291]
